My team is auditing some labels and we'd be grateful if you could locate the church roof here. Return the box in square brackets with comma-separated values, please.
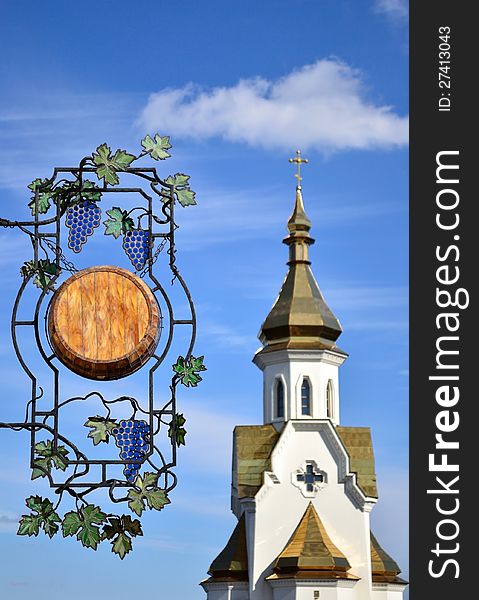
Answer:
[336, 427, 378, 498]
[258, 186, 343, 353]
[268, 503, 358, 581]
[370, 531, 407, 584]
[233, 424, 280, 498]
[207, 514, 249, 581]
[233, 424, 377, 500]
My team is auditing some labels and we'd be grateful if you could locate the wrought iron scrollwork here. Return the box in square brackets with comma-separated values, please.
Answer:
[0, 135, 205, 558]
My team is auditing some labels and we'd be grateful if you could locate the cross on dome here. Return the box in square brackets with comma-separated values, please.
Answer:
[288, 149, 309, 187]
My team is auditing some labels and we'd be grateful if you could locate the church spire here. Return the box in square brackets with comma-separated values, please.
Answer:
[257, 153, 342, 352]
[284, 184, 314, 265]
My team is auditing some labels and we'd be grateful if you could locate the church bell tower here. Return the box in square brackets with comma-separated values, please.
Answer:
[201, 153, 407, 600]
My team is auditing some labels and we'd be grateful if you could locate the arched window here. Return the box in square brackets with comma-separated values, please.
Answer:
[276, 379, 285, 419]
[301, 378, 311, 415]
[326, 379, 334, 419]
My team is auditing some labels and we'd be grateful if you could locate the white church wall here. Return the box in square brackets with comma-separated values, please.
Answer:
[371, 584, 407, 600]
[202, 582, 249, 600]
[255, 349, 345, 426]
[244, 422, 374, 600]
[269, 578, 358, 600]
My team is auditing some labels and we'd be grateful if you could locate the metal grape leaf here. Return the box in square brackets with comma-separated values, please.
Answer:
[84, 416, 117, 445]
[32, 440, 69, 479]
[21, 259, 61, 291]
[168, 413, 187, 447]
[164, 173, 197, 207]
[102, 515, 143, 559]
[27, 178, 53, 215]
[33, 260, 60, 291]
[176, 187, 196, 207]
[62, 504, 107, 550]
[57, 179, 102, 207]
[103, 207, 134, 238]
[18, 496, 61, 539]
[79, 180, 102, 203]
[127, 472, 170, 516]
[173, 355, 206, 387]
[92, 143, 136, 186]
[141, 134, 172, 160]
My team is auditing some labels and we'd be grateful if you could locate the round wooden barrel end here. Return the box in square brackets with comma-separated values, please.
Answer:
[47, 266, 161, 380]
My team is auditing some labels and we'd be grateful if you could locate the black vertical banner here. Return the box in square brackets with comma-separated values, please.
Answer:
[410, 4, 475, 599]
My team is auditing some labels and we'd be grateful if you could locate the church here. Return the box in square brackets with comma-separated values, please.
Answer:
[201, 157, 407, 600]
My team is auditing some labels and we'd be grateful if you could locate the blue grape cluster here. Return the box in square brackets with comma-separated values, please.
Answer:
[123, 229, 149, 271]
[65, 201, 101, 253]
[112, 419, 150, 482]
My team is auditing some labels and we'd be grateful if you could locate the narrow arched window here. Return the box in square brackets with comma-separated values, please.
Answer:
[301, 378, 311, 415]
[326, 379, 334, 419]
[276, 379, 285, 419]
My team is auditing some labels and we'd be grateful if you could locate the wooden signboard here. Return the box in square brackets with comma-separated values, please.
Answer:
[48, 265, 161, 380]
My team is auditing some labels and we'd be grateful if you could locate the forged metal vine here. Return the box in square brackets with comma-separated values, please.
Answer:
[0, 135, 205, 558]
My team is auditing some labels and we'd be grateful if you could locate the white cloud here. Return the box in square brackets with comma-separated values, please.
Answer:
[138, 60, 408, 152]
[326, 285, 408, 311]
[374, 0, 408, 21]
[199, 320, 256, 353]
[0, 510, 19, 533]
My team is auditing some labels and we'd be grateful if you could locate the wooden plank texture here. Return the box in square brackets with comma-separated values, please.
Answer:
[48, 265, 160, 380]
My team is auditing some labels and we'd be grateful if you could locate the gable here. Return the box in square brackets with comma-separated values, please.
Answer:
[232, 423, 378, 501]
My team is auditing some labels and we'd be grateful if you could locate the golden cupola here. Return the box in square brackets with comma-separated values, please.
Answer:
[258, 152, 343, 355]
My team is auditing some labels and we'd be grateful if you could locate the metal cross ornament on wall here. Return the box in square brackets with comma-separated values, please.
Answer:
[293, 461, 326, 497]
[0, 135, 205, 558]
[297, 463, 324, 492]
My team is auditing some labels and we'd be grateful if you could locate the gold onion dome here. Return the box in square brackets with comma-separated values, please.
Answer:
[258, 165, 343, 353]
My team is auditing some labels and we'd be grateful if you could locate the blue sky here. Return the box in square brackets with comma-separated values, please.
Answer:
[0, 1, 408, 597]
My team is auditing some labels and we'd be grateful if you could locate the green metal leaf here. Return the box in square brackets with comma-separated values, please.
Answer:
[112, 532, 132, 559]
[164, 173, 197, 207]
[62, 504, 107, 550]
[21, 259, 61, 292]
[127, 472, 170, 516]
[173, 355, 206, 387]
[43, 511, 62, 538]
[92, 143, 136, 186]
[141, 134, 172, 160]
[31, 440, 69, 479]
[25, 495, 46, 512]
[145, 488, 170, 511]
[61, 511, 82, 537]
[165, 173, 190, 187]
[81, 180, 102, 202]
[34, 259, 61, 291]
[84, 416, 117, 445]
[121, 515, 143, 537]
[18, 496, 60, 539]
[17, 514, 41, 537]
[104, 207, 134, 238]
[176, 187, 196, 207]
[27, 178, 53, 215]
[54, 179, 102, 208]
[102, 515, 142, 559]
[168, 413, 187, 447]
